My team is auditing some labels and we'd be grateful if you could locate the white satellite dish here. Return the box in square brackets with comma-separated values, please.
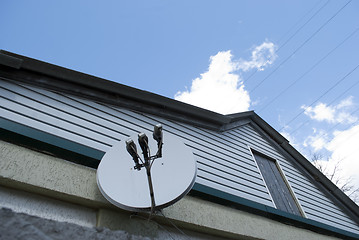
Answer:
[97, 127, 197, 212]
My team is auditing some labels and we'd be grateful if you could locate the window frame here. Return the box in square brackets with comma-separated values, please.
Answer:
[249, 146, 306, 217]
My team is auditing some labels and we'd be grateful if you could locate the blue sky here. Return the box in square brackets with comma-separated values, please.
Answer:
[1, 0, 359, 200]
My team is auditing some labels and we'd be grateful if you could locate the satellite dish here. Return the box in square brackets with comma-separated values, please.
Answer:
[96, 128, 197, 212]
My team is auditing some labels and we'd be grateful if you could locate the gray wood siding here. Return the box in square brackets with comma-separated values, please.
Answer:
[230, 124, 359, 233]
[1, 79, 358, 234]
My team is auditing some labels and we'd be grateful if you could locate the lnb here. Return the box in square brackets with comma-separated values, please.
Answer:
[153, 124, 163, 144]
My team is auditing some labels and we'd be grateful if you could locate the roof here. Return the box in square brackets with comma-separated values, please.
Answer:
[1, 49, 358, 228]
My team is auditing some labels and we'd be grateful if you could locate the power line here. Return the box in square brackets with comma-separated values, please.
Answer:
[258, 27, 359, 114]
[280, 62, 359, 132]
[289, 72, 359, 135]
[327, 124, 359, 160]
[320, 103, 359, 151]
[277, 0, 326, 45]
[130, 213, 177, 240]
[293, 100, 359, 145]
[336, 134, 359, 162]
[242, 69, 257, 85]
[242, 0, 330, 85]
[276, 0, 331, 52]
[249, 0, 352, 94]
[159, 210, 191, 240]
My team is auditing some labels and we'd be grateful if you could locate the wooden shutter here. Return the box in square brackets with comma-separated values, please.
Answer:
[254, 152, 301, 216]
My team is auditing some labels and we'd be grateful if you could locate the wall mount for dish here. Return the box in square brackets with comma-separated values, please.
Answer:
[97, 125, 197, 213]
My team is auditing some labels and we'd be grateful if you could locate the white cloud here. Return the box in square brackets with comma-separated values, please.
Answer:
[175, 51, 250, 114]
[303, 103, 335, 122]
[336, 97, 354, 109]
[303, 128, 331, 152]
[297, 97, 359, 201]
[175, 41, 277, 114]
[304, 134, 328, 152]
[302, 97, 357, 124]
[237, 41, 277, 72]
[326, 124, 359, 187]
[306, 124, 359, 202]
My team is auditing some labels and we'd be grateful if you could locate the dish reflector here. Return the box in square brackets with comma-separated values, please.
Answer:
[97, 131, 197, 211]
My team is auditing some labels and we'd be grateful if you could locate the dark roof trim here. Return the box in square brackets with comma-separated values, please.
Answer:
[0, 52, 23, 69]
[1, 50, 358, 222]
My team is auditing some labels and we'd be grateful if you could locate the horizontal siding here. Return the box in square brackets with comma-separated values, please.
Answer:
[0, 103, 111, 152]
[306, 212, 359, 233]
[195, 175, 273, 206]
[1, 88, 124, 145]
[236, 125, 339, 201]
[0, 79, 273, 207]
[298, 196, 356, 224]
[98, 104, 274, 205]
[291, 182, 342, 207]
[197, 166, 269, 199]
[0, 79, 358, 234]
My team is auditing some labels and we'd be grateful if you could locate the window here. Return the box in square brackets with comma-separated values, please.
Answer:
[253, 152, 302, 216]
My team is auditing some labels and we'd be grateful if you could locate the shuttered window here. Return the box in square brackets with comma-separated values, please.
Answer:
[253, 152, 302, 216]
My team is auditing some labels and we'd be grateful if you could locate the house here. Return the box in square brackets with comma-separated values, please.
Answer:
[0, 50, 358, 239]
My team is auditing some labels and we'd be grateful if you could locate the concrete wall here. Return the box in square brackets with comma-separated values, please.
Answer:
[0, 140, 343, 240]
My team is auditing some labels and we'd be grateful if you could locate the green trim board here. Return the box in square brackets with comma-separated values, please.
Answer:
[191, 183, 359, 240]
[1, 118, 358, 239]
[0, 117, 104, 168]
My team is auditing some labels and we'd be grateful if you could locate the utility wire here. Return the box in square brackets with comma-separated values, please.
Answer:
[249, 0, 352, 94]
[258, 27, 359, 114]
[130, 213, 177, 240]
[336, 137, 359, 163]
[159, 210, 191, 240]
[277, 0, 325, 44]
[279, 62, 359, 132]
[320, 107, 359, 153]
[242, 69, 258, 85]
[242, 0, 330, 85]
[326, 125, 359, 161]
[289, 72, 359, 135]
[276, 0, 331, 52]
[291, 103, 359, 146]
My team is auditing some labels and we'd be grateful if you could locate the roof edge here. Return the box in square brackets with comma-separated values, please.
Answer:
[0, 50, 230, 130]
